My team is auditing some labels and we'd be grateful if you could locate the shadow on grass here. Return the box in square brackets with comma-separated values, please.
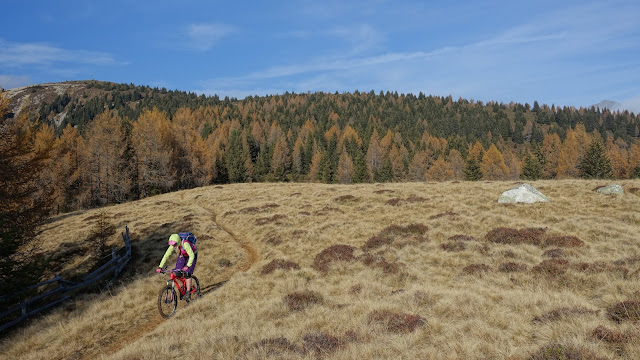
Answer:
[201, 280, 227, 295]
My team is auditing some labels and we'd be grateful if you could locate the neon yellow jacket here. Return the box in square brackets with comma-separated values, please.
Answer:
[158, 241, 195, 268]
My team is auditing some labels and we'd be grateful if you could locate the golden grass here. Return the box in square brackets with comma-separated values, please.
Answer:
[1, 180, 640, 359]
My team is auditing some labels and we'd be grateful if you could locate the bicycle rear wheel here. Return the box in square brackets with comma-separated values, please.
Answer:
[190, 275, 201, 299]
[158, 286, 177, 318]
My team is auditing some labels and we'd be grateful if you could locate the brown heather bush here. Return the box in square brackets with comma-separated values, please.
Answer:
[385, 195, 428, 206]
[485, 227, 546, 246]
[607, 300, 640, 322]
[528, 343, 604, 360]
[261, 259, 300, 275]
[313, 206, 345, 216]
[350, 284, 362, 295]
[284, 290, 324, 311]
[250, 337, 300, 357]
[302, 332, 343, 357]
[367, 309, 426, 333]
[544, 235, 584, 248]
[373, 189, 394, 194]
[362, 224, 429, 251]
[591, 325, 633, 344]
[532, 306, 600, 323]
[498, 262, 527, 272]
[334, 194, 357, 202]
[485, 227, 585, 249]
[613, 256, 640, 266]
[462, 263, 491, 275]
[359, 253, 402, 274]
[255, 214, 287, 225]
[628, 187, 639, 195]
[448, 234, 476, 242]
[441, 241, 466, 252]
[217, 258, 233, 268]
[543, 248, 567, 259]
[312, 244, 356, 272]
[429, 211, 458, 219]
[532, 259, 569, 277]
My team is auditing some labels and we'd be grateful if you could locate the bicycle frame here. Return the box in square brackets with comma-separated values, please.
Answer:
[167, 271, 190, 297]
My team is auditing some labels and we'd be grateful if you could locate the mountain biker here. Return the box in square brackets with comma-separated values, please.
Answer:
[156, 233, 198, 301]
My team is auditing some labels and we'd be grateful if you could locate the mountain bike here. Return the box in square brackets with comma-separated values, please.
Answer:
[157, 268, 200, 318]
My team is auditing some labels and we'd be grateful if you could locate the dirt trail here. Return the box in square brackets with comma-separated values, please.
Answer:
[100, 205, 259, 358]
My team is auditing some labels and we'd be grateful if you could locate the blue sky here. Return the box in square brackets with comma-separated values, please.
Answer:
[2, 0, 640, 111]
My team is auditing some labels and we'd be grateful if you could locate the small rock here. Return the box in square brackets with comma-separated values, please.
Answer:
[596, 184, 623, 195]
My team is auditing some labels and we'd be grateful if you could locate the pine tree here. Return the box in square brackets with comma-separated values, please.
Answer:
[521, 153, 542, 180]
[464, 156, 483, 181]
[580, 139, 612, 179]
[226, 129, 247, 183]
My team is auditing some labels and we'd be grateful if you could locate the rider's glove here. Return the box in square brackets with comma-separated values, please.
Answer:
[182, 266, 189, 271]
[156, 268, 162, 273]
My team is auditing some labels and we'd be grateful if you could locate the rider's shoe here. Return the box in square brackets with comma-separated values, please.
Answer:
[183, 292, 191, 302]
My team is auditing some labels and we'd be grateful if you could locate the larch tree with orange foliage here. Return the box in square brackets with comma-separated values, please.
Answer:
[481, 144, 509, 180]
[0, 92, 53, 292]
[541, 133, 562, 178]
[85, 110, 130, 204]
[337, 147, 354, 184]
[448, 149, 465, 180]
[366, 129, 383, 179]
[556, 129, 581, 179]
[407, 151, 429, 181]
[53, 124, 88, 211]
[426, 156, 453, 181]
[131, 109, 175, 198]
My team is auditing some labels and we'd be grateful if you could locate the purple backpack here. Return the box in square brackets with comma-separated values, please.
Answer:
[178, 232, 197, 252]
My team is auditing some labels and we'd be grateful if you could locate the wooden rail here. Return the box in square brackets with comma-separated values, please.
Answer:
[0, 226, 132, 333]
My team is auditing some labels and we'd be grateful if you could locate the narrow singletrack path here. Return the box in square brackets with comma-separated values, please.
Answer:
[101, 203, 259, 358]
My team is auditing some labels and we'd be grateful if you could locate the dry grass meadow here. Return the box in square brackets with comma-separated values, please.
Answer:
[1, 180, 640, 359]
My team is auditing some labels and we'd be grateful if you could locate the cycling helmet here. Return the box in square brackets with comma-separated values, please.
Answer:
[168, 233, 180, 246]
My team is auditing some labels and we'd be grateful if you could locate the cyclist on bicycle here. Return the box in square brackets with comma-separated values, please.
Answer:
[156, 233, 198, 301]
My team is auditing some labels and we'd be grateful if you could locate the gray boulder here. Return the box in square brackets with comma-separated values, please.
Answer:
[498, 183, 549, 204]
[596, 184, 624, 195]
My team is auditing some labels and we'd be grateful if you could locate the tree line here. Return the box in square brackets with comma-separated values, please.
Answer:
[7, 87, 640, 215]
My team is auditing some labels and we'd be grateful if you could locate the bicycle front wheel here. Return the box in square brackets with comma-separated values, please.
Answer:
[158, 286, 177, 318]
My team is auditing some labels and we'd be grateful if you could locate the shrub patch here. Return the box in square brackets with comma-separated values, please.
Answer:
[362, 224, 428, 251]
[591, 325, 633, 344]
[313, 244, 356, 272]
[261, 259, 300, 274]
[462, 263, 491, 275]
[302, 332, 343, 357]
[607, 300, 640, 322]
[498, 262, 527, 272]
[284, 290, 323, 311]
[486, 227, 584, 248]
[255, 214, 287, 225]
[532, 306, 600, 323]
[367, 309, 426, 333]
[528, 343, 602, 360]
[429, 211, 458, 219]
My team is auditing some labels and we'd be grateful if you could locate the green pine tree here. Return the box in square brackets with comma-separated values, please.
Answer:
[580, 139, 613, 179]
[225, 129, 246, 183]
[464, 157, 483, 181]
[521, 153, 542, 180]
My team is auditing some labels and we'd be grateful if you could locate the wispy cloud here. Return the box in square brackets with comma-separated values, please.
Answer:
[186, 23, 235, 51]
[0, 39, 117, 67]
[0, 74, 31, 89]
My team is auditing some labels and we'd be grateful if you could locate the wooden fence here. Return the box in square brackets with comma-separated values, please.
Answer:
[0, 226, 132, 333]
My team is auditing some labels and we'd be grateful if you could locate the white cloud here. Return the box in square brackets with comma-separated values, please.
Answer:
[0, 74, 32, 89]
[0, 39, 117, 67]
[186, 23, 235, 51]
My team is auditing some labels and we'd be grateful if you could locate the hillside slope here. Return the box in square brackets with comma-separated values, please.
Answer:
[1, 180, 640, 359]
